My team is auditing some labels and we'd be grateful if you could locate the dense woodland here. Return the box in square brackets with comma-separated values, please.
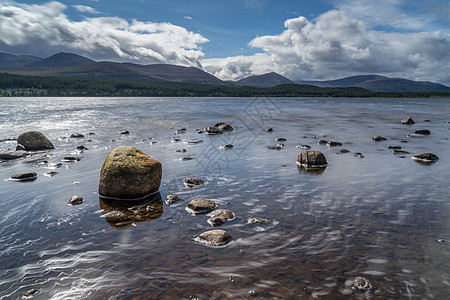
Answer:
[1, 73, 449, 98]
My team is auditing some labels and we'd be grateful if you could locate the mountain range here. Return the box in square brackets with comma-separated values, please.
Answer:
[1, 52, 449, 92]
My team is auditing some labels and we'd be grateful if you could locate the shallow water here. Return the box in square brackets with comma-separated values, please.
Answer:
[0, 97, 449, 299]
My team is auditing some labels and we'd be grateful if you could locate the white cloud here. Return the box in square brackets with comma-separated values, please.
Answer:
[183, 16, 193, 20]
[334, 0, 445, 31]
[0, 1, 208, 67]
[73, 5, 100, 14]
[203, 10, 450, 85]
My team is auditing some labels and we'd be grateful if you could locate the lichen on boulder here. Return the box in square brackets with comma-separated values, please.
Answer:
[98, 146, 162, 200]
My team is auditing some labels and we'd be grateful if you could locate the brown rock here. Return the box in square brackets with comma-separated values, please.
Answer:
[98, 146, 162, 200]
[297, 150, 327, 167]
[195, 229, 232, 246]
[17, 131, 54, 151]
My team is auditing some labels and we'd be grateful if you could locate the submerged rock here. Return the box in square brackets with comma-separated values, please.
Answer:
[352, 276, 373, 293]
[400, 117, 415, 124]
[165, 194, 184, 205]
[186, 198, 216, 214]
[327, 141, 342, 147]
[0, 150, 28, 160]
[70, 133, 85, 138]
[99, 193, 163, 228]
[297, 150, 327, 167]
[393, 150, 410, 155]
[98, 146, 162, 200]
[413, 129, 431, 135]
[411, 152, 439, 163]
[183, 177, 205, 188]
[23, 289, 39, 297]
[387, 145, 402, 149]
[17, 131, 54, 151]
[248, 217, 270, 224]
[195, 229, 232, 246]
[337, 149, 350, 154]
[372, 136, 387, 141]
[63, 156, 80, 162]
[353, 152, 365, 158]
[296, 145, 311, 150]
[10, 172, 37, 181]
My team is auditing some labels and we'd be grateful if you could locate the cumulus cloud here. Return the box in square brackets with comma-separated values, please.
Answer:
[203, 10, 450, 85]
[0, 1, 208, 66]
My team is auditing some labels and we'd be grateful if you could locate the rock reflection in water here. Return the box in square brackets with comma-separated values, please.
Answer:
[297, 164, 327, 174]
[99, 193, 163, 228]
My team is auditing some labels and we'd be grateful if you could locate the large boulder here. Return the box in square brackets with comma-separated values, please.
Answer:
[297, 150, 327, 167]
[98, 146, 162, 200]
[17, 131, 54, 151]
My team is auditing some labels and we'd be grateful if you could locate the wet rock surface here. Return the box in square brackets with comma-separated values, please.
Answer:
[352, 276, 373, 293]
[10, 172, 37, 181]
[248, 218, 270, 224]
[17, 131, 54, 151]
[165, 194, 184, 205]
[207, 209, 235, 226]
[183, 177, 205, 188]
[297, 150, 327, 167]
[186, 198, 216, 214]
[205, 126, 222, 135]
[400, 117, 415, 124]
[372, 135, 387, 141]
[68, 195, 84, 205]
[195, 229, 232, 246]
[413, 129, 431, 135]
[70, 133, 85, 138]
[327, 141, 342, 147]
[99, 194, 163, 228]
[0, 150, 28, 160]
[98, 146, 162, 200]
[411, 152, 439, 163]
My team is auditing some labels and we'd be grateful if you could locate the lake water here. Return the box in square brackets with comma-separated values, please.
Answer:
[0, 97, 449, 299]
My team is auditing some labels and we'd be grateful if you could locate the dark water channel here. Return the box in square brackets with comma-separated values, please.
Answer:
[0, 97, 449, 299]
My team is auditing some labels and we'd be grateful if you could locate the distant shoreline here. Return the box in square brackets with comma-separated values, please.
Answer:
[1, 73, 449, 98]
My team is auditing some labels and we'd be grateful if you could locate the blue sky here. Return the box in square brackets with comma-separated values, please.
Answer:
[1, 0, 449, 85]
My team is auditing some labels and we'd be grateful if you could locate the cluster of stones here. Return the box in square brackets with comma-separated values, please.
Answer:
[205, 122, 233, 135]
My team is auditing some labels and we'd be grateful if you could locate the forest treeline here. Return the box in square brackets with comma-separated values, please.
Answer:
[1, 73, 449, 98]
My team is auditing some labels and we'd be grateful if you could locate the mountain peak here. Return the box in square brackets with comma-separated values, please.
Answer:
[236, 72, 294, 87]
[28, 52, 95, 68]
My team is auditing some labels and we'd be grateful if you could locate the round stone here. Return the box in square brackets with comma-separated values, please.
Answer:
[98, 146, 162, 200]
[17, 131, 54, 151]
[186, 198, 216, 214]
[10, 172, 37, 181]
[183, 177, 205, 187]
[297, 150, 327, 167]
[195, 229, 232, 246]
[411, 152, 439, 163]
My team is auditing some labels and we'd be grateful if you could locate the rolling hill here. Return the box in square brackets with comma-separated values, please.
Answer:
[296, 75, 450, 92]
[1, 51, 449, 92]
[235, 72, 294, 87]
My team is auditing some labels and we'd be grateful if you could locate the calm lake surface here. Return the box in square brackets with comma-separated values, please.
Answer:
[0, 97, 449, 299]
